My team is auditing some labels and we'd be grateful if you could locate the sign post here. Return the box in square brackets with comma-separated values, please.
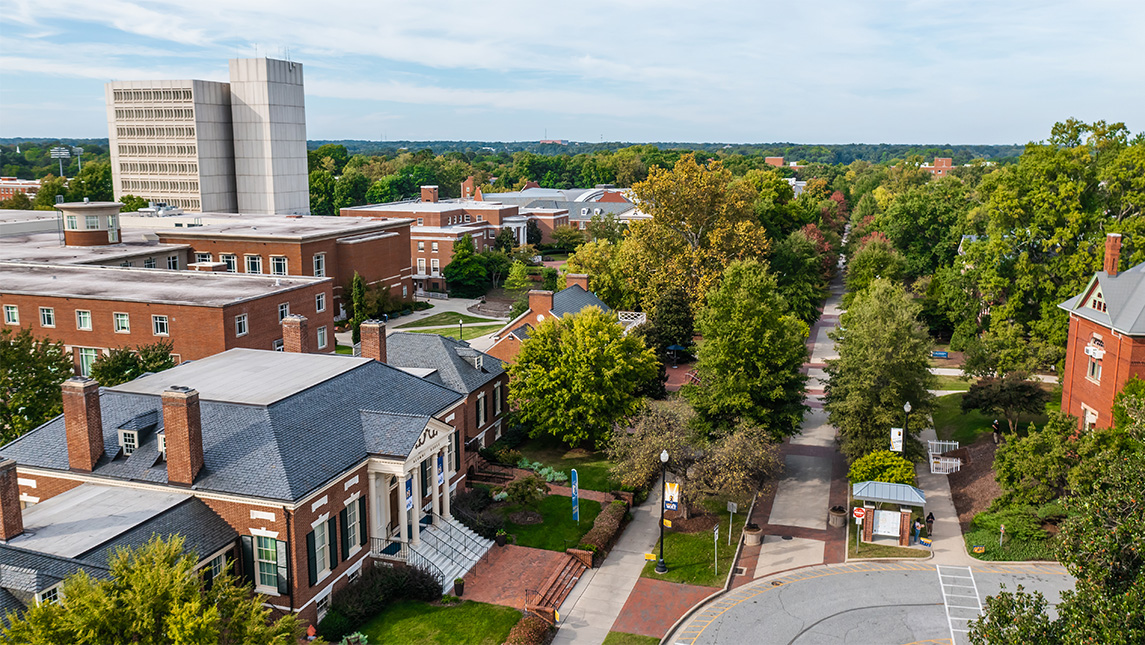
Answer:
[726, 501, 737, 546]
[571, 469, 580, 525]
[890, 427, 904, 452]
[713, 524, 719, 576]
[853, 507, 866, 555]
[999, 523, 1005, 547]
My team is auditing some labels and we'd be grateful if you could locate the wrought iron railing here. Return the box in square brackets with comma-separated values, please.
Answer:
[369, 537, 445, 588]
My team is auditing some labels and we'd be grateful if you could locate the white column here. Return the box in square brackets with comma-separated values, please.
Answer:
[368, 472, 380, 545]
[411, 468, 421, 545]
[380, 474, 390, 538]
[399, 473, 410, 544]
[442, 449, 452, 519]
[430, 455, 441, 525]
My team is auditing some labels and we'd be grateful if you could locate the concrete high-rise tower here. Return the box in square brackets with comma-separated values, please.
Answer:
[106, 58, 309, 215]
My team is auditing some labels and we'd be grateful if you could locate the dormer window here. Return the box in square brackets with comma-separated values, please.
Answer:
[157, 433, 166, 457]
[119, 429, 139, 455]
[36, 586, 61, 605]
[1088, 287, 1107, 312]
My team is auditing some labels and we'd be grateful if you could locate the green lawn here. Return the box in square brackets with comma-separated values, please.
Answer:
[848, 522, 930, 559]
[964, 529, 1057, 562]
[335, 344, 353, 355]
[603, 632, 660, 645]
[517, 437, 617, 492]
[407, 324, 503, 341]
[932, 392, 1052, 444]
[358, 600, 521, 645]
[932, 374, 972, 391]
[395, 312, 501, 328]
[504, 495, 602, 551]
[640, 513, 744, 588]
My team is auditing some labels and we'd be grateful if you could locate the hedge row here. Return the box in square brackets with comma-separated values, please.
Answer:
[579, 500, 629, 552]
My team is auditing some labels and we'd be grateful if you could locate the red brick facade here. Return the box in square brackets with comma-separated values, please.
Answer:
[1061, 313, 1145, 429]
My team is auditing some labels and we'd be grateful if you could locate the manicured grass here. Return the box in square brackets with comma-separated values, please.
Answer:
[395, 312, 501, 328]
[931, 393, 1052, 444]
[335, 344, 354, 355]
[848, 522, 930, 559]
[517, 438, 618, 492]
[603, 632, 661, 645]
[407, 324, 503, 341]
[932, 374, 972, 391]
[639, 513, 744, 588]
[504, 494, 602, 551]
[357, 599, 521, 645]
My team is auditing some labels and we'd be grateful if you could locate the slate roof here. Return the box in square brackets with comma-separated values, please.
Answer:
[1058, 261, 1145, 336]
[361, 411, 434, 458]
[552, 284, 610, 318]
[852, 481, 926, 506]
[0, 588, 24, 617]
[76, 497, 237, 568]
[386, 333, 505, 395]
[0, 544, 109, 595]
[0, 350, 464, 503]
[525, 200, 636, 221]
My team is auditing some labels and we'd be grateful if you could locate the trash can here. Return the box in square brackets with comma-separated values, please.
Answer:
[828, 505, 847, 528]
[744, 523, 763, 546]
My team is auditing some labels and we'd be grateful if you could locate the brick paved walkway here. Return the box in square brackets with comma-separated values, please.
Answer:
[609, 578, 719, 639]
[463, 544, 571, 608]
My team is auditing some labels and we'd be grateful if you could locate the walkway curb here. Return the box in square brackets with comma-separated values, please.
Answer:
[658, 492, 756, 645]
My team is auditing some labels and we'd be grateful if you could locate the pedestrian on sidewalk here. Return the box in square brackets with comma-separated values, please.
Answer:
[925, 512, 935, 537]
[992, 419, 1001, 445]
[912, 519, 922, 544]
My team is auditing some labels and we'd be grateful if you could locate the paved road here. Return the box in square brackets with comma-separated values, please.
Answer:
[672, 562, 1072, 645]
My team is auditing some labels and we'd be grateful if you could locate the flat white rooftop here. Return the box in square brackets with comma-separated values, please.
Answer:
[345, 201, 515, 214]
[112, 348, 371, 405]
[0, 231, 190, 264]
[0, 262, 327, 307]
[11, 484, 189, 558]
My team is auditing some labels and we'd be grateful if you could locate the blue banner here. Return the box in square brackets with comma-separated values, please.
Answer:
[571, 469, 579, 522]
[405, 476, 413, 511]
[437, 455, 444, 485]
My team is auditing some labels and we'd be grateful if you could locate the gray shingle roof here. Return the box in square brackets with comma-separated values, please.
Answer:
[76, 498, 237, 568]
[386, 333, 505, 395]
[552, 284, 610, 318]
[0, 544, 109, 595]
[0, 351, 464, 503]
[361, 411, 434, 458]
[1058, 261, 1145, 336]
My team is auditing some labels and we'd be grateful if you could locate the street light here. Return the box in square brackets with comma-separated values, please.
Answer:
[656, 449, 669, 574]
[459, 318, 464, 340]
[903, 401, 912, 437]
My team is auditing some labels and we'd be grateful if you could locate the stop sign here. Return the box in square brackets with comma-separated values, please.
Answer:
[853, 507, 866, 519]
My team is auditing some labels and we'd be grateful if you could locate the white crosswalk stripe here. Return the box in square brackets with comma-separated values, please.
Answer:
[937, 565, 983, 645]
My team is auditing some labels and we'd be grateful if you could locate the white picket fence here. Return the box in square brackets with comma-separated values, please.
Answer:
[928, 440, 962, 475]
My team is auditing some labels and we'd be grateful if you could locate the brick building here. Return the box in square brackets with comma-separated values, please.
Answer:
[1058, 233, 1145, 429]
[123, 212, 414, 317]
[0, 343, 492, 625]
[0, 177, 39, 200]
[920, 157, 954, 177]
[343, 186, 567, 294]
[0, 262, 334, 374]
[486, 275, 645, 364]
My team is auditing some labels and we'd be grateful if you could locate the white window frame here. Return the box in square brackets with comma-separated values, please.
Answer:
[167, 256, 179, 270]
[235, 314, 248, 337]
[221, 254, 237, 273]
[39, 307, 55, 328]
[255, 536, 279, 593]
[417, 217, 423, 226]
[417, 241, 425, 251]
[477, 392, 487, 427]
[493, 381, 502, 416]
[271, 256, 288, 276]
[316, 292, 326, 313]
[152, 315, 169, 336]
[108, 229, 119, 243]
[278, 303, 289, 322]
[314, 521, 332, 580]
[85, 215, 99, 229]
[195, 252, 212, 263]
[144, 258, 157, 269]
[77, 347, 98, 377]
[65, 215, 77, 230]
[273, 339, 284, 351]
[206, 552, 225, 580]
[4, 305, 18, 325]
[431, 258, 439, 275]
[76, 309, 92, 331]
[313, 253, 326, 277]
[35, 585, 61, 606]
[317, 326, 328, 350]
[417, 258, 426, 274]
[345, 499, 361, 556]
[114, 312, 130, 333]
[1087, 357, 1102, 383]
[245, 255, 262, 274]
[118, 428, 139, 456]
[431, 242, 439, 252]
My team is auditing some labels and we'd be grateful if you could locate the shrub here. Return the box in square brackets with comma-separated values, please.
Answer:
[971, 507, 1047, 542]
[505, 475, 550, 509]
[579, 500, 628, 551]
[847, 450, 916, 485]
[454, 487, 493, 515]
[317, 608, 353, 642]
[505, 613, 554, 645]
[329, 563, 443, 631]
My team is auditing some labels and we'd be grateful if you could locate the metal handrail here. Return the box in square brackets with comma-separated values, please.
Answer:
[431, 513, 486, 560]
[407, 546, 445, 588]
[370, 536, 445, 589]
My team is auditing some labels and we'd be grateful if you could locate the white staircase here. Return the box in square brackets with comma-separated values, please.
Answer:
[409, 516, 494, 590]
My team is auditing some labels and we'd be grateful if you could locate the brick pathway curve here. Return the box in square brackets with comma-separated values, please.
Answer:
[463, 544, 572, 608]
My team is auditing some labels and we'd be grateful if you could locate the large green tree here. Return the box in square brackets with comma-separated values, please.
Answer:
[442, 234, 488, 298]
[564, 239, 638, 310]
[770, 228, 828, 324]
[824, 279, 934, 462]
[66, 161, 114, 202]
[509, 307, 658, 448]
[684, 260, 808, 439]
[308, 169, 336, 216]
[1, 328, 74, 443]
[873, 177, 968, 279]
[842, 237, 906, 308]
[90, 340, 177, 387]
[2, 535, 302, 644]
[960, 373, 1050, 434]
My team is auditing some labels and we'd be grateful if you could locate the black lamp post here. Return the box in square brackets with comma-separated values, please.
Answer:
[903, 401, 912, 436]
[656, 449, 668, 574]
[459, 319, 464, 340]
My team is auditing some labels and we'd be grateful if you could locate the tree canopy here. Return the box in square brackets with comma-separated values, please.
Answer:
[90, 340, 177, 387]
[1, 328, 74, 443]
[442, 234, 488, 298]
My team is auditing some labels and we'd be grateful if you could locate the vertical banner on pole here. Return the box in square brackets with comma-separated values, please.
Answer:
[726, 501, 737, 546]
[713, 524, 719, 575]
[405, 476, 413, 511]
[664, 482, 680, 511]
[890, 427, 904, 452]
[571, 469, 580, 524]
[437, 455, 444, 485]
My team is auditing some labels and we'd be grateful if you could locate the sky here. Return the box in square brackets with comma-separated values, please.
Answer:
[1, 0, 1143, 144]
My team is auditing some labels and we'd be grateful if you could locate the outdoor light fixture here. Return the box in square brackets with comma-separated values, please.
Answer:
[656, 449, 669, 574]
[903, 401, 912, 436]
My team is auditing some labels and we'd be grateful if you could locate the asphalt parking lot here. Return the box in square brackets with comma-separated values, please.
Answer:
[674, 562, 1073, 645]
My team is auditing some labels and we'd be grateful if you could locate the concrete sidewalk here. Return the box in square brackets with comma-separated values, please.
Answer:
[552, 486, 664, 645]
[916, 427, 976, 565]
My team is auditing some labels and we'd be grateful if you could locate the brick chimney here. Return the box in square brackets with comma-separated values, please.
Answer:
[62, 377, 104, 472]
[282, 314, 309, 353]
[1105, 233, 1122, 276]
[528, 290, 554, 317]
[162, 386, 203, 486]
[360, 320, 387, 363]
[566, 274, 589, 291]
[0, 459, 23, 541]
[420, 186, 439, 203]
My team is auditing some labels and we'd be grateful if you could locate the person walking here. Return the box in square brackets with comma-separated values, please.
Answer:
[992, 419, 1001, 445]
[926, 512, 935, 538]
